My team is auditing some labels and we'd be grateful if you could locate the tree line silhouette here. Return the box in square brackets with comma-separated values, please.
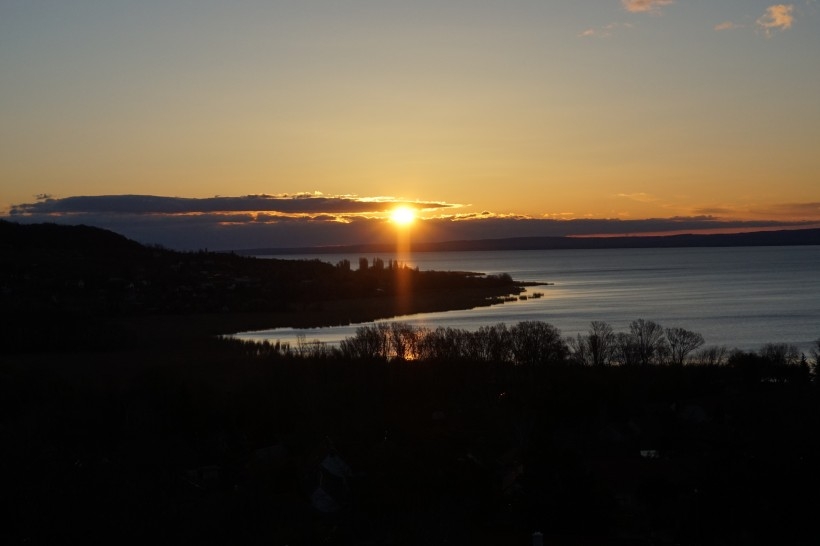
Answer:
[238, 317, 819, 372]
[6, 317, 820, 544]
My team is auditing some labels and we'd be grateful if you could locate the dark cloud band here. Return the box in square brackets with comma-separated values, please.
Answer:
[10, 194, 454, 216]
[6, 194, 819, 251]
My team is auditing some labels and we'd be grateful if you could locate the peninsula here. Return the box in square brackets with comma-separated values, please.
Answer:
[0, 220, 529, 352]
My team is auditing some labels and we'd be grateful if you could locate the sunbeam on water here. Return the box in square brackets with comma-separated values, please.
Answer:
[238, 246, 820, 353]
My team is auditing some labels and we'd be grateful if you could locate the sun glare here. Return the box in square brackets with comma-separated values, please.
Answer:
[390, 206, 416, 226]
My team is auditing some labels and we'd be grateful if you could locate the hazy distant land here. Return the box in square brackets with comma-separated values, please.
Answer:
[236, 227, 820, 255]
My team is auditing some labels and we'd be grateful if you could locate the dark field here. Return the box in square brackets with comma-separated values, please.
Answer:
[4, 337, 820, 545]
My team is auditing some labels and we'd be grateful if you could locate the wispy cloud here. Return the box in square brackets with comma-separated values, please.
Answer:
[621, 0, 675, 14]
[616, 192, 659, 203]
[714, 21, 742, 31]
[694, 201, 820, 221]
[578, 22, 633, 38]
[693, 207, 736, 215]
[757, 4, 796, 34]
[750, 202, 820, 219]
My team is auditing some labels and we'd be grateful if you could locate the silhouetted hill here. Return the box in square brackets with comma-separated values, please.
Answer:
[4, 219, 820, 545]
[1, 218, 149, 257]
[0, 221, 525, 352]
[238, 227, 820, 255]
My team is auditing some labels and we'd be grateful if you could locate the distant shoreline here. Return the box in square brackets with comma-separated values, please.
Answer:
[235, 227, 820, 256]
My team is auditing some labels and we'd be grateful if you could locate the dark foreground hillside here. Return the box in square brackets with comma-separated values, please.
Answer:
[0, 220, 527, 352]
[3, 220, 820, 545]
[3, 339, 820, 545]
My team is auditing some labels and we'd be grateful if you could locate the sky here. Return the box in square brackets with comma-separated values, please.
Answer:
[2, 1, 819, 250]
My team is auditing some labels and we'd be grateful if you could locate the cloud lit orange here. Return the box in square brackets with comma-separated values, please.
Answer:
[757, 4, 795, 33]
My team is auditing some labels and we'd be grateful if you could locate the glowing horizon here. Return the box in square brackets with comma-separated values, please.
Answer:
[1, 2, 818, 234]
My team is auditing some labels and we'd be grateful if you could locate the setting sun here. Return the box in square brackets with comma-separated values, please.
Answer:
[390, 206, 416, 226]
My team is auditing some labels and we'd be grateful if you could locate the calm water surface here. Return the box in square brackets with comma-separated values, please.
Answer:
[238, 246, 820, 352]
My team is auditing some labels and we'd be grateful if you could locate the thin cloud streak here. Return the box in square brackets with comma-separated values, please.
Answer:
[578, 22, 633, 38]
[714, 21, 742, 31]
[694, 202, 820, 220]
[750, 202, 820, 219]
[616, 192, 659, 203]
[622, 0, 674, 14]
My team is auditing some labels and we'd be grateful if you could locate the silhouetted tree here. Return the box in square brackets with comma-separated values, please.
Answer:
[811, 338, 820, 380]
[629, 319, 667, 365]
[693, 345, 729, 366]
[759, 343, 800, 365]
[509, 321, 567, 366]
[339, 324, 389, 360]
[389, 322, 421, 360]
[799, 353, 811, 383]
[566, 334, 590, 366]
[474, 323, 512, 363]
[568, 322, 616, 366]
[419, 327, 469, 361]
[614, 332, 641, 366]
[295, 334, 330, 359]
[666, 327, 705, 366]
[587, 320, 616, 366]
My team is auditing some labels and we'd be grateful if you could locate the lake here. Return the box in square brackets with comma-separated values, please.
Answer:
[236, 246, 820, 353]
